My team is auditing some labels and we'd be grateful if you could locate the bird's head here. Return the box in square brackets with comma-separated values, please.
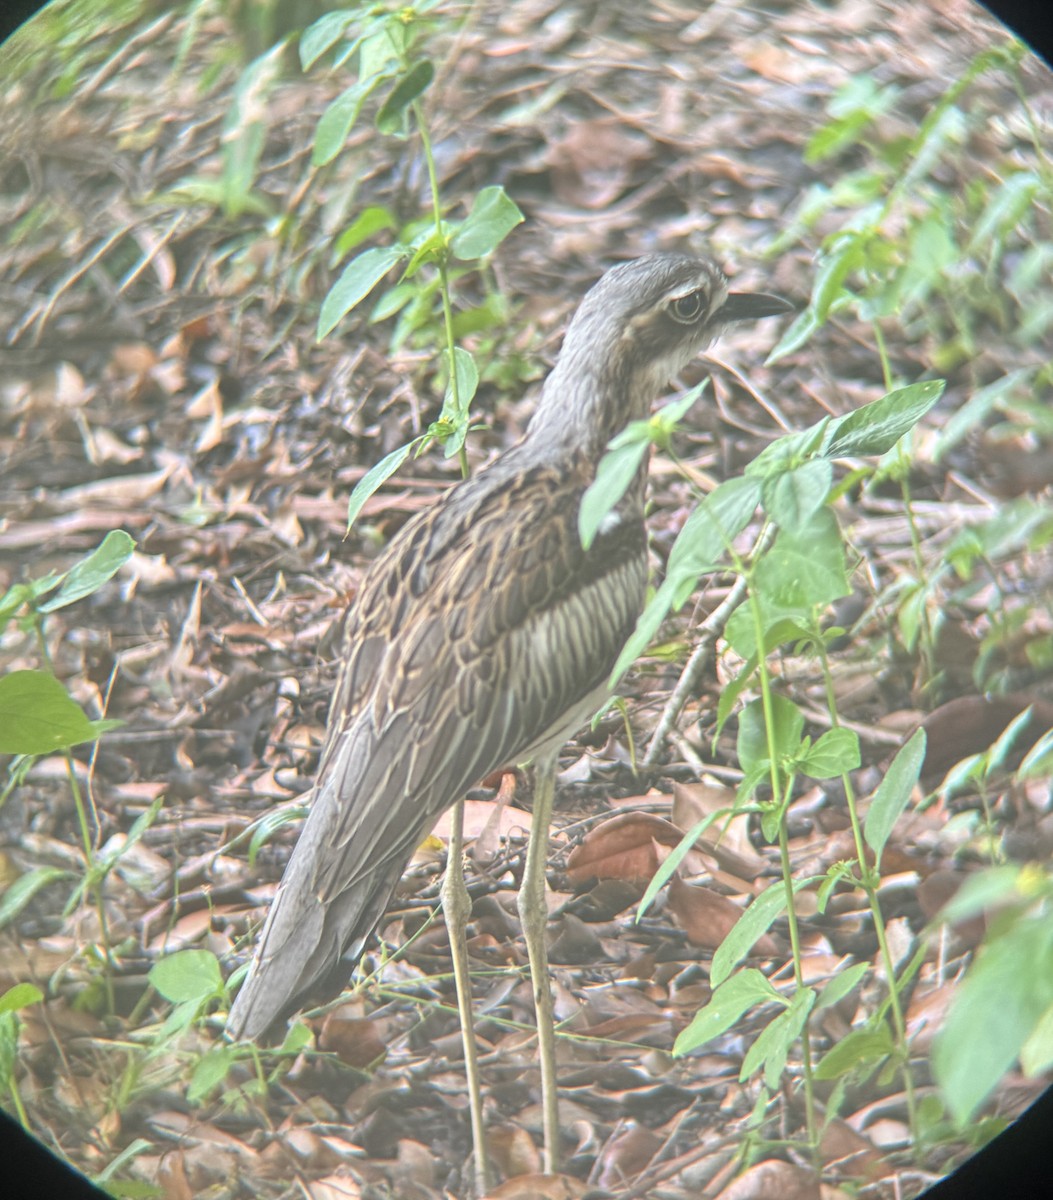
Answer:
[568, 253, 792, 388]
[531, 253, 792, 457]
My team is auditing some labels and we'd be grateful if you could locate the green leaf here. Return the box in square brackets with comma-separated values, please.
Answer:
[334, 205, 398, 257]
[281, 1020, 315, 1054]
[0, 670, 118, 755]
[1020, 730, 1053, 780]
[637, 806, 736, 919]
[815, 1023, 894, 1080]
[934, 914, 1053, 1124]
[805, 77, 899, 163]
[822, 380, 945, 458]
[313, 67, 398, 166]
[299, 9, 356, 71]
[220, 43, 285, 216]
[816, 961, 870, 1009]
[931, 370, 1033, 462]
[450, 186, 525, 260]
[765, 306, 820, 365]
[725, 610, 808, 662]
[745, 420, 830, 481]
[149, 949, 224, 1005]
[438, 348, 480, 458]
[402, 227, 449, 278]
[318, 244, 408, 339]
[665, 475, 762, 583]
[93, 1140, 157, 1191]
[813, 235, 866, 321]
[864, 727, 926, 864]
[375, 59, 434, 135]
[579, 441, 649, 550]
[726, 511, 848, 660]
[39, 530, 135, 613]
[0, 867, 72, 930]
[816, 861, 855, 913]
[346, 438, 422, 531]
[760, 458, 833, 527]
[937, 865, 1023, 924]
[446, 346, 479, 416]
[0, 983, 43, 1015]
[969, 171, 1041, 253]
[736, 693, 805, 778]
[710, 875, 821, 987]
[609, 575, 679, 685]
[673, 968, 782, 1056]
[741, 985, 816, 1088]
[247, 801, 309, 865]
[800, 727, 861, 780]
[0, 575, 62, 623]
[1020, 1001, 1053, 1077]
[188, 1044, 238, 1105]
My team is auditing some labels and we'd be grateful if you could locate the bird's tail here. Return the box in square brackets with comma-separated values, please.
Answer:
[225, 807, 408, 1041]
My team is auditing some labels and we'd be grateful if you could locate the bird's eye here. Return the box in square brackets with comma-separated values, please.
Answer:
[669, 290, 705, 323]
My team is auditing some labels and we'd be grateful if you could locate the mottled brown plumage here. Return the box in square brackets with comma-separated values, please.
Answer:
[226, 253, 790, 1043]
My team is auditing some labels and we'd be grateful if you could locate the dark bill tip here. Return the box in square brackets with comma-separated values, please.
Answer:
[720, 291, 796, 322]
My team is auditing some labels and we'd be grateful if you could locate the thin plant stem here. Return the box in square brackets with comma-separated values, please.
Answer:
[815, 637, 918, 1138]
[747, 585, 819, 1155]
[31, 613, 116, 1013]
[412, 96, 470, 481]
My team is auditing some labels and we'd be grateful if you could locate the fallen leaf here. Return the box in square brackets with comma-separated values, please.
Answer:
[715, 1159, 820, 1200]
[667, 875, 777, 952]
[565, 812, 681, 886]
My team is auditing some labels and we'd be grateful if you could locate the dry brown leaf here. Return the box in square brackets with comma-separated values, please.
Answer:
[189, 379, 224, 453]
[593, 1120, 662, 1188]
[472, 771, 519, 866]
[395, 1138, 437, 1189]
[109, 342, 159, 376]
[155, 1150, 193, 1200]
[905, 979, 957, 1055]
[147, 906, 218, 953]
[432, 795, 532, 841]
[582, 1012, 671, 1046]
[819, 1117, 882, 1180]
[715, 1159, 821, 1200]
[919, 693, 1053, 784]
[565, 812, 682, 886]
[917, 868, 986, 948]
[318, 1011, 387, 1070]
[483, 1173, 589, 1200]
[486, 1124, 542, 1180]
[307, 1172, 362, 1200]
[90, 426, 141, 464]
[53, 465, 175, 512]
[544, 119, 651, 209]
[671, 781, 768, 877]
[667, 875, 770, 951]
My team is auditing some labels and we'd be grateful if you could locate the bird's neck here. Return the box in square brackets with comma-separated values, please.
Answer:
[523, 346, 656, 467]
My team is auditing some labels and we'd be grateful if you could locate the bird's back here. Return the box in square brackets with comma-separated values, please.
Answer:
[226, 444, 648, 1039]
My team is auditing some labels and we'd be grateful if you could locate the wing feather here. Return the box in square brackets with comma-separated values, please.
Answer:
[227, 456, 647, 1038]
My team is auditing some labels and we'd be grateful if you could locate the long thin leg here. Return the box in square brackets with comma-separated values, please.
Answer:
[442, 796, 491, 1196]
[517, 754, 560, 1173]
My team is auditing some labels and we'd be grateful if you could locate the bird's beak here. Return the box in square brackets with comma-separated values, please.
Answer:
[719, 292, 795, 322]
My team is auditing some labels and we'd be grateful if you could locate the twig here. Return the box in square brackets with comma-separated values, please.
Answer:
[644, 568, 748, 767]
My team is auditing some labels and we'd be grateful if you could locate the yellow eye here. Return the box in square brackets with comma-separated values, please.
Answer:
[670, 290, 705, 323]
